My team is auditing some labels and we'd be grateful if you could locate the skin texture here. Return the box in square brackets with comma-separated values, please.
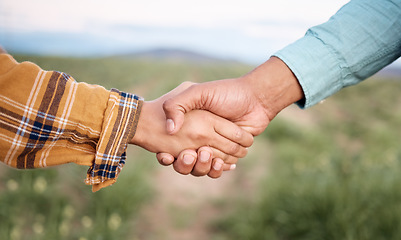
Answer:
[130, 82, 254, 178]
[159, 57, 304, 176]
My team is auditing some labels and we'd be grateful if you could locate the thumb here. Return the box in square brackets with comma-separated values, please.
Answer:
[162, 97, 187, 135]
[163, 84, 205, 134]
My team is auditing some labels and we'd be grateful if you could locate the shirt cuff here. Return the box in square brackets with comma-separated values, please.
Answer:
[273, 35, 345, 109]
[85, 89, 143, 192]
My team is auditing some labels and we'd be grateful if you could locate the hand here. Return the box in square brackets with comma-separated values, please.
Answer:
[156, 75, 269, 177]
[162, 57, 304, 136]
[130, 83, 254, 175]
[149, 82, 248, 178]
[157, 57, 304, 177]
[163, 78, 270, 136]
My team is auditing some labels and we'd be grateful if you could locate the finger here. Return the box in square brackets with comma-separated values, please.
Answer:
[160, 82, 196, 135]
[197, 113, 251, 157]
[156, 153, 175, 166]
[213, 116, 254, 148]
[207, 158, 224, 179]
[163, 101, 186, 135]
[191, 147, 236, 176]
[223, 163, 236, 171]
[163, 83, 205, 135]
[191, 146, 213, 176]
[208, 134, 248, 158]
[210, 147, 239, 165]
[173, 150, 197, 175]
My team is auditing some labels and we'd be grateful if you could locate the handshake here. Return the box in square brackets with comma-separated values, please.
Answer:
[0, 51, 302, 192]
[130, 57, 304, 178]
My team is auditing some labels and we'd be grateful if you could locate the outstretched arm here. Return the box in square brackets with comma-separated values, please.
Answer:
[159, 0, 401, 177]
[163, 0, 401, 136]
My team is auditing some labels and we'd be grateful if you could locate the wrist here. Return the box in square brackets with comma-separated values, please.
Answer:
[130, 100, 179, 154]
[243, 57, 304, 119]
[129, 101, 156, 150]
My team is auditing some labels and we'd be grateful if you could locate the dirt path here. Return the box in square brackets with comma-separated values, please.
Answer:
[133, 139, 271, 240]
[134, 168, 234, 239]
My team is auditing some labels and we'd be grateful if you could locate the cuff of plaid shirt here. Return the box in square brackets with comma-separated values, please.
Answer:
[85, 90, 143, 192]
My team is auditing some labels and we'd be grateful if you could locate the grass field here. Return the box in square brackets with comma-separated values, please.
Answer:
[1, 55, 401, 240]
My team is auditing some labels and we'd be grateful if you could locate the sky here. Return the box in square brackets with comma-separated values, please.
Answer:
[1, 0, 400, 67]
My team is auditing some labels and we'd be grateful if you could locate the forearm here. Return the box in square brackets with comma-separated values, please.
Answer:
[274, 0, 401, 108]
[0, 54, 143, 191]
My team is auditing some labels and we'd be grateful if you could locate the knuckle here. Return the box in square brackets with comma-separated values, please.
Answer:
[233, 129, 254, 148]
[162, 99, 173, 111]
[228, 142, 241, 155]
[234, 129, 243, 141]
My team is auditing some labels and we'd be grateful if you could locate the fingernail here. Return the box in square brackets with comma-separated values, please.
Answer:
[230, 164, 236, 170]
[162, 157, 172, 165]
[183, 154, 195, 165]
[213, 161, 223, 171]
[166, 119, 175, 133]
[199, 151, 210, 163]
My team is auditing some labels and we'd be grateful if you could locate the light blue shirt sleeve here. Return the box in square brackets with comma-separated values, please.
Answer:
[273, 0, 401, 108]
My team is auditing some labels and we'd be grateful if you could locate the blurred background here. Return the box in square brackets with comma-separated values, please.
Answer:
[1, 0, 401, 239]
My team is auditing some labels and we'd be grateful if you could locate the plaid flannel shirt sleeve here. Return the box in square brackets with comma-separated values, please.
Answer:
[0, 54, 143, 192]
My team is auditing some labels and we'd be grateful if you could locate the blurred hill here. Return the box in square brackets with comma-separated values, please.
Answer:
[118, 48, 241, 64]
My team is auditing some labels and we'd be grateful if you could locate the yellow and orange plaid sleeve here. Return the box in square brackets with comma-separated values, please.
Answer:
[0, 54, 143, 192]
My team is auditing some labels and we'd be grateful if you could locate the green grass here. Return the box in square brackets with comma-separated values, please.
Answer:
[0, 156, 153, 240]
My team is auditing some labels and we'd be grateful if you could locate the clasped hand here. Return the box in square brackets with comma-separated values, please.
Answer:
[132, 57, 303, 178]
[130, 82, 254, 178]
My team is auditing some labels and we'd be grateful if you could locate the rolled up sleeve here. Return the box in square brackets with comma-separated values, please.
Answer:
[0, 54, 143, 192]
